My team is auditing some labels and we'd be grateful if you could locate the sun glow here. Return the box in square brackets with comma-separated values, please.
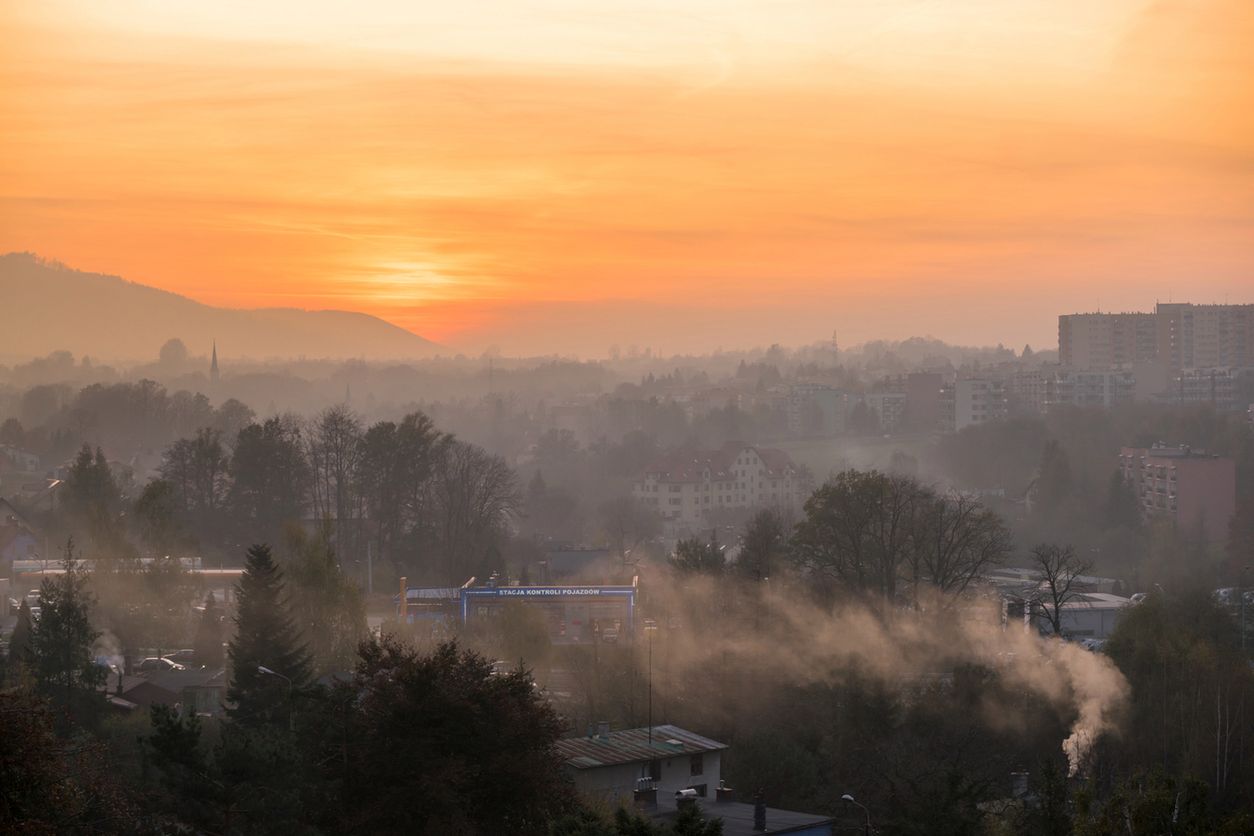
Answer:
[2, 0, 1250, 355]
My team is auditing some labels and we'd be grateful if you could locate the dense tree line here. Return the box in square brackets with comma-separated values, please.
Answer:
[44, 402, 520, 586]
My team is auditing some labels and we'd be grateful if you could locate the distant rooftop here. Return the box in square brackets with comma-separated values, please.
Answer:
[649, 796, 836, 836]
[556, 724, 727, 769]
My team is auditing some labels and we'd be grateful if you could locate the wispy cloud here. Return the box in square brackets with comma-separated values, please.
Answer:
[1, 0, 1250, 354]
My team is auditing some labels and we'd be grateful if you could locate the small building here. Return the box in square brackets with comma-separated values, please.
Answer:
[648, 793, 835, 836]
[555, 724, 727, 803]
[397, 577, 638, 643]
[557, 724, 836, 836]
[106, 668, 228, 717]
[1031, 592, 1133, 641]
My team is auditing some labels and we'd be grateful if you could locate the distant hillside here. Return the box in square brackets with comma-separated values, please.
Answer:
[0, 253, 443, 363]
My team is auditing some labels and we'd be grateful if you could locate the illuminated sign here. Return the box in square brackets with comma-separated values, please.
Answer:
[459, 585, 636, 630]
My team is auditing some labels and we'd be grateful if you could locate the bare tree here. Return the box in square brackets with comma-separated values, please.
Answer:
[1030, 543, 1092, 637]
[428, 440, 519, 583]
[305, 405, 364, 562]
[907, 492, 1012, 605]
[598, 496, 662, 572]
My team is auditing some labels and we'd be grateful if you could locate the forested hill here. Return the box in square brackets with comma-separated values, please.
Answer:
[0, 253, 443, 363]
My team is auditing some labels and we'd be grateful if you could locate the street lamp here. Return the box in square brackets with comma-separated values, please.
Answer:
[1241, 566, 1251, 656]
[258, 665, 294, 731]
[841, 793, 872, 836]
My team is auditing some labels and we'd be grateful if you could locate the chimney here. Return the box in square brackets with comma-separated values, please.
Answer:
[399, 576, 408, 622]
[116, 669, 123, 695]
[753, 790, 766, 832]
[596, 721, 610, 741]
[634, 777, 658, 809]
[716, 780, 735, 803]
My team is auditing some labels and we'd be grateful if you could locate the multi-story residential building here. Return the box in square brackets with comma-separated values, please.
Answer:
[1047, 369, 1137, 410]
[1007, 368, 1053, 414]
[1156, 303, 1254, 370]
[862, 391, 907, 433]
[1165, 368, 1240, 411]
[1060, 303, 1254, 372]
[1118, 445, 1236, 543]
[942, 378, 1008, 432]
[1058, 312, 1157, 369]
[633, 442, 806, 526]
[903, 371, 946, 430]
[785, 384, 850, 437]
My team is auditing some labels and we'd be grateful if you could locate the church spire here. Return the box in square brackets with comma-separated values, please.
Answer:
[210, 340, 220, 383]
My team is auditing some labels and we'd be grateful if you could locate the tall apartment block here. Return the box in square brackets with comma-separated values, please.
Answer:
[1060, 303, 1254, 371]
[1118, 445, 1236, 543]
[1058, 312, 1157, 369]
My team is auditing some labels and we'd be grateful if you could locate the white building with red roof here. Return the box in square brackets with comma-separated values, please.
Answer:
[632, 442, 806, 526]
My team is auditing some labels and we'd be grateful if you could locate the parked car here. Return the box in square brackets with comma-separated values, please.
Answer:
[138, 657, 186, 673]
[162, 649, 197, 666]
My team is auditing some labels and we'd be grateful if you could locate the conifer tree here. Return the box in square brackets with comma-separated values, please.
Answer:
[30, 538, 106, 727]
[5, 597, 35, 687]
[226, 544, 311, 726]
[192, 592, 225, 669]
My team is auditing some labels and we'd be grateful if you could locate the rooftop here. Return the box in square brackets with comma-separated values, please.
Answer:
[641, 442, 798, 483]
[649, 796, 835, 836]
[556, 724, 727, 769]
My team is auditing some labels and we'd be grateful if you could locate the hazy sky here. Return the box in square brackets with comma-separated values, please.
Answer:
[2, 1, 1251, 356]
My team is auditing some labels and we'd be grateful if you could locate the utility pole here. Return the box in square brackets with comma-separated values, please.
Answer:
[644, 618, 658, 769]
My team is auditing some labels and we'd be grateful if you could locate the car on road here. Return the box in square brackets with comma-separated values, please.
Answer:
[138, 657, 186, 673]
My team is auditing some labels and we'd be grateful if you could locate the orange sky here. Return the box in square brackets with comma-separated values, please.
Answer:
[2, 1, 1251, 356]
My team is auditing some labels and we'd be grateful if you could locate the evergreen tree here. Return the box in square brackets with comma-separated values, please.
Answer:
[322, 638, 575, 833]
[192, 592, 225, 669]
[63, 445, 126, 552]
[282, 524, 365, 673]
[29, 539, 106, 728]
[6, 597, 35, 687]
[227, 544, 312, 726]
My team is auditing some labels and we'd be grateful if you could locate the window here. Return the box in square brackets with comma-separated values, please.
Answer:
[649, 760, 661, 781]
[690, 754, 704, 776]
